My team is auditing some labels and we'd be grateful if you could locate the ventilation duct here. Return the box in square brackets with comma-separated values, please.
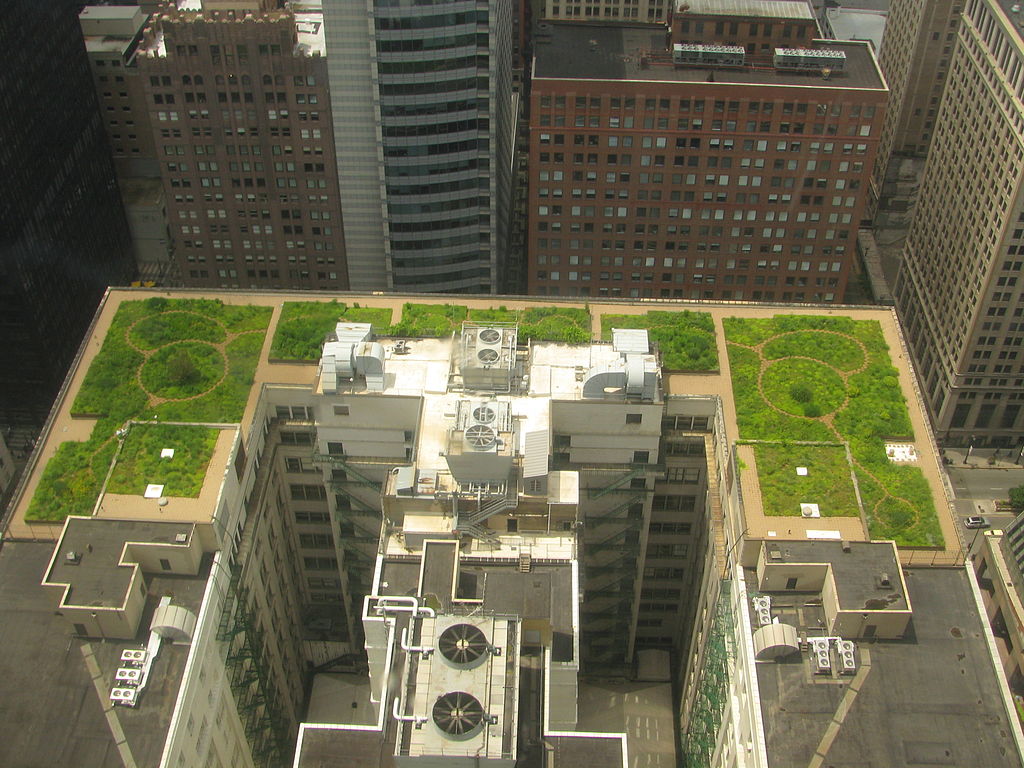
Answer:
[354, 341, 385, 392]
[150, 600, 197, 644]
[321, 323, 386, 393]
[581, 354, 657, 400]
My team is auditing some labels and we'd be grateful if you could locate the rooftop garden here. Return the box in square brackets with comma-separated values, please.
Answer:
[468, 306, 591, 343]
[26, 297, 271, 522]
[389, 303, 468, 337]
[269, 302, 596, 360]
[751, 443, 860, 517]
[600, 310, 718, 371]
[106, 423, 220, 498]
[724, 315, 942, 547]
[269, 300, 394, 361]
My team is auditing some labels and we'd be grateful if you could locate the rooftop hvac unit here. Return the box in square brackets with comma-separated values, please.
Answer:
[120, 649, 147, 664]
[437, 623, 498, 669]
[174, 533, 188, 544]
[837, 640, 857, 674]
[464, 424, 498, 451]
[752, 596, 773, 627]
[432, 691, 487, 741]
[773, 48, 847, 72]
[475, 328, 504, 367]
[810, 638, 832, 674]
[110, 687, 139, 707]
[673, 43, 745, 68]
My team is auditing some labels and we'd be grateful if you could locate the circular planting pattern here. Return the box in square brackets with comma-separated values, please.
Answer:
[129, 311, 226, 350]
[140, 341, 226, 400]
[728, 324, 934, 543]
[761, 358, 847, 418]
[762, 330, 865, 372]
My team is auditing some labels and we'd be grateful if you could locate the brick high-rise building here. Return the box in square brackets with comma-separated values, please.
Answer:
[541, 0, 672, 22]
[895, 0, 1024, 447]
[84, 1, 351, 291]
[527, 12, 887, 300]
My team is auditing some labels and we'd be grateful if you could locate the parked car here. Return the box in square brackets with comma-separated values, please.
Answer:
[964, 516, 990, 529]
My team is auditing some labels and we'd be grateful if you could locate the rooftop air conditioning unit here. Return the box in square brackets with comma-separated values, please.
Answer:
[475, 328, 504, 367]
[837, 640, 857, 674]
[810, 638, 832, 674]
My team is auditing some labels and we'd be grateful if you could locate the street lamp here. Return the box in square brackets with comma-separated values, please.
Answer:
[965, 435, 976, 465]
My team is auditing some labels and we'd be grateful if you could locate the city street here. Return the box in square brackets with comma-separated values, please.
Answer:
[942, 461, 1024, 552]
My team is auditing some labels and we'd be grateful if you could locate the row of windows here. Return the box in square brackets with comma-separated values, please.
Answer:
[538, 95, 877, 119]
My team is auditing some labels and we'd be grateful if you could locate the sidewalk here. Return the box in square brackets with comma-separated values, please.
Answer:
[941, 447, 1024, 470]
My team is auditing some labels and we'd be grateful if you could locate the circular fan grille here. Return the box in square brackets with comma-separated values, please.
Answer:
[472, 405, 496, 424]
[439, 623, 489, 665]
[477, 348, 500, 364]
[478, 328, 502, 344]
[464, 424, 496, 449]
[432, 691, 484, 737]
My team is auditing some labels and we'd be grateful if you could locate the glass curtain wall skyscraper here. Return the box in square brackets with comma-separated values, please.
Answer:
[323, 0, 513, 293]
[0, 0, 134, 428]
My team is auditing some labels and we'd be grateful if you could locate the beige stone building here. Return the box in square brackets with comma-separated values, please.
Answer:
[895, 0, 1024, 446]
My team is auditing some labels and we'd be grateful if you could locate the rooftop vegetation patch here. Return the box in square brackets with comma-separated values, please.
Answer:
[752, 443, 860, 517]
[600, 310, 717, 371]
[27, 297, 270, 522]
[467, 306, 591, 343]
[106, 423, 219, 498]
[390, 303, 468, 337]
[269, 300, 393, 361]
[724, 315, 942, 547]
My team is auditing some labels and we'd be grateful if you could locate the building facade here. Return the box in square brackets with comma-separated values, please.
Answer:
[895, 0, 1024, 446]
[0, 0, 135, 429]
[877, 0, 961, 159]
[134, 1, 350, 290]
[322, 0, 515, 293]
[871, 0, 961, 212]
[540, 0, 672, 22]
[527, 19, 887, 300]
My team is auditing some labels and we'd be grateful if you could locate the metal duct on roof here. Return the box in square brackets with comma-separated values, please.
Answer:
[150, 601, 197, 644]
[752, 622, 800, 660]
[355, 341, 385, 392]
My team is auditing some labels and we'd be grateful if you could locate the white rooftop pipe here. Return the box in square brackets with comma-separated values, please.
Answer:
[392, 697, 428, 728]
[370, 594, 436, 618]
[401, 625, 435, 659]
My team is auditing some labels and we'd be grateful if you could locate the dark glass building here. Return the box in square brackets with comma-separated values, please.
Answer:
[0, 0, 134, 428]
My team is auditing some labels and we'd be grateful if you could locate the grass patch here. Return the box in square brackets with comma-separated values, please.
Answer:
[129, 311, 225, 350]
[141, 342, 224, 399]
[600, 310, 717, 371]
[390, 303, 468, 337]
[26, 298, 270, 522]
[724, 315, 942, 547]
[467, 305, 592, 343]
[763, 330, 864, 372]
[727, 345, 833, 443]
[107, 424, 219, 498]
[752, 443, 859, 517]
[270, 301, 393, 361]
[762, 358, 846, 417]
